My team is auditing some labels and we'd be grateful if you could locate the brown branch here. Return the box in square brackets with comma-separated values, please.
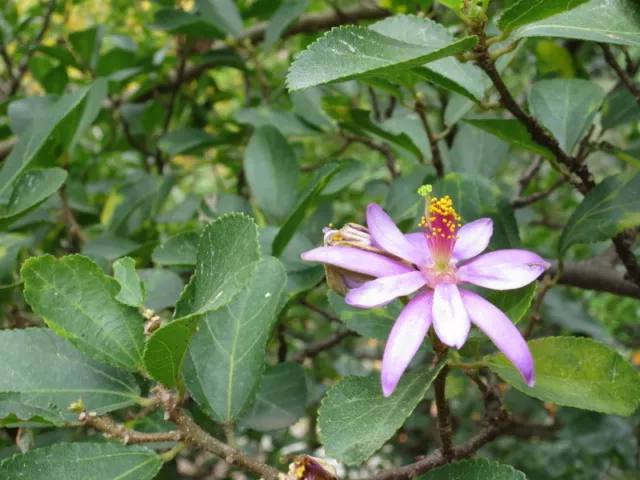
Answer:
[59, 185, 89, 246]
[10, 0, 57, 95]
[342, 134, 399, 177]
[153, 386, 282, 480]
[511, 178, 565, 208]
[293, 329, 357, 363]
[415, 99, 444, 177]
[298, 298, 341, 323]
[513, 156, 543, 201]
[433, 366, 454, 461]
[131, 4, 390, 104]
[550, 260, 640, 299]
[600, 44, 640, 105]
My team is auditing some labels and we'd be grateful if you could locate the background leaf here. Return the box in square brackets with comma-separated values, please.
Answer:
[498, 0, 591, 34]
[418, 459, 526, 479]
[113, 257, 145, 307]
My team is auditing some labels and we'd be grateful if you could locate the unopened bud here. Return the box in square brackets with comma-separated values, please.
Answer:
[285, 455, 338, 480]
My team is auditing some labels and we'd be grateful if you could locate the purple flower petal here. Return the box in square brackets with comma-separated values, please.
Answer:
[301, 246, 414, 278]
[381, 291, 433, 397]
[460, 289, 534, 386]
[405, 232, 432, 262]
[367, 204, 428, 267]
[452, 218, 493, 262]
[432, 283, 470, 349]
[345, 271, 426, 308]
[458, 249, 550, 290]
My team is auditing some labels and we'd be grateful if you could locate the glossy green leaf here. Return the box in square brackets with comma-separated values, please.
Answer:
[113, 257, 145, 307]
[528, 79, 605, 152]
[514, 0, 640, 47]
[287, 25, 477, 91]
[143, 313, 201, 388]
[184, 257, 287, 422]
[22, 255, 144, 372]
[137, 269, 184, 312]
[486, 283, 537, 326]
[0, 329, 140, 425]
[265, 0, 311, 48]
[602, 86, 640, 129]
[328, 291, 401, 340]
[318, 364, 444, 465]
[69, 26, 103, 69]
[8, 96, 56, 135]
[559, 173, 640, 254]
[450, 123, 510, 177]
[272, 161, 347, 257]
[465, 119, 553, 158]
[195, 0, 243, 36]
[152, 231, 198, 267]
[243, 125, 299, 222]
[486, 337, 640, 416]
[418, 459, 526, 480]
[0, 168, 67, 229]
[370, 15, 486, 101]
[499, 0, 590, 34]
[174, 213, 260, 318]
[0, 443, 162, 480]
[241, 362, 308, 431]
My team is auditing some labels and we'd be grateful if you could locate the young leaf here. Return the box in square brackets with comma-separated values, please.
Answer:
[0, 168, 67, 229]
[0, 443, 162, 480]
[22, 255, 145, 372]
[498, 0, 591, 35]
[318, 363, 444, 465]
[486, 337, 640, 416]
[240, 362, 308, 431]
[264, 0, 311, 48]
[137, 268, 184, 312]
[113, 257, 145, 307]
[528, 79, 605, 153]
[195, 0, 243, 36]
[174, 213, 260, 318]
[559, 173, 640, 254]
[513, 0, 640, 47]
[183, 257, 287, 422]
[0, 329, 140, 425]
[286, 25, 477, 91]
[417, 459, 526, 479]
[243, 125, 299, 223]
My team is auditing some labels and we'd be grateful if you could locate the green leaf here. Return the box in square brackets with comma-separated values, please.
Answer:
[272, 161, 347, 257]
[183, 257, 287, 422]
[240, 362, 308, 431]
[69, 26, 103, 68]
[83, 236, 141, 262]
[486, 283, 537, 326]
[370, 15, 486, 101]
[0, 443, 162, 480]
[243, 125, 299, 222]
[175, 213, 260, 318]
[465, 119, 553, 159]
[498, 0, 591, 35]
[260, 227, 324, 298]
[528, 79, 605, 153]
[22, 255, 144, 372]
[152, 231, 198, 267]
[195, 0, 243, 36]
[559, 173, 640, 254]
[137, 269, 184, 312]
[152, 8, 222, 39]
[113, 257, 145, 307]
[602, 86, 640, 129]
[8, 96, 56, 135]
[265, 0, 311, 48]
[158, 127, 221, 156]
[0, 85, 94, 198]
[328, 291, 401, 340]
[0, 329, 140, 425]
[417, 459, 526, 480]
[318, 364, 444, 465]
[0, 168, 67, 229]
[143, 314, 201, 388]
[450, 123, 510, 177]
[486, 337, 640, 416]
[286, 25, 477, 91]
[514, 0, 640, 47]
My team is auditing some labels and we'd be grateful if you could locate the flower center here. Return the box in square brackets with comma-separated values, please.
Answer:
[417, 188, 462, 269]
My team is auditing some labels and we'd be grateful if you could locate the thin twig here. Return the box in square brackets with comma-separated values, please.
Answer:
[433, 366, 454, 461]
[368, 86, 382, 122]
[414, 98, 444, 177]
[299, 298, 341, 323]
[293, 329, 357, 363]
[59, 186, 89, 246]
[342, 134, 399, 177]
[600, 44, 640, 105]
[511, 178, 565, 208]
[513, 156, 543, 200]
